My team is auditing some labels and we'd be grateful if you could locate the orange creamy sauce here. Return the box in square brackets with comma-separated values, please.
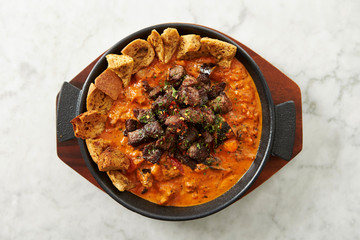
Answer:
[99, 56, 262, 206]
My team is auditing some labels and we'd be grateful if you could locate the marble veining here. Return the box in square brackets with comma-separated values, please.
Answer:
[1, 0, 359, 239]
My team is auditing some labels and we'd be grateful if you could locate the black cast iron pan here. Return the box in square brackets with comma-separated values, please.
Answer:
[56, 23, 296, 220]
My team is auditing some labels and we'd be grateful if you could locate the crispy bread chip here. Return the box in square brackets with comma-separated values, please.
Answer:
[161, 28, 180, 63]
[95, 69, 123, 100]
[106, 54, 134, 87]
[147, 29, 165, 63]
[107, 171, 135, 192]
[86, 83, 113, 112]
[176, 34, 202, 60]
[86, 138, 112, 164]
[121, 39, 155, 74]
[98, 147, 130, 171]
[201, 37, 237, 68]
[70, 110, 107, 139]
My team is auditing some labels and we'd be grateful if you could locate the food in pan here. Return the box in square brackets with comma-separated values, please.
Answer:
[71, 28, 262, 206]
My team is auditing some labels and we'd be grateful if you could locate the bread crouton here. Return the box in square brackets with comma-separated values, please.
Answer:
[200, 37, 237, 68]
[95, 69, 123, 100]
[86, 83, 113, 112]
[86, 138, 112, 164]
[121, 39, 155, 74]
[70, 110, 107, 139]
[107, 171, 134, 192]
[147, 29, 165, 63]
[176, 34, 201, 60]
[97, 147, 130, 172]
[161, 28, 180, 63]
[105, 54, 134, 87]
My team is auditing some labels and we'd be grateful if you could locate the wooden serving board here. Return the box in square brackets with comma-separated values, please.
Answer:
[56, 33, 303, 196]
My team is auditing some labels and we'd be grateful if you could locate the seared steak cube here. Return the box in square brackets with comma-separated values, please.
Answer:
[127, 129, 147, 147]
[174, 151, 196, 170]
[180, 107, 204, 124]
[209, 92, 232, 114]
[133, 108, 156, 124]
[144, 121, 164, 139]
[168, 65, 185, 87]
[181, 75, 199, 87]
[187, 142, 209, 162]
[208, 82, 226, 100]
[198, 88, 209, 106]
[142, 143, 162, 164]
[178, 126, 199, 152]
[125, 119, 140, 132]
[148, 86, 163, 100]
[201, 107, 216, 126]
[178, 86, 200, 106]
[155, 129, 177, 151]
[164, 115, 187, 134]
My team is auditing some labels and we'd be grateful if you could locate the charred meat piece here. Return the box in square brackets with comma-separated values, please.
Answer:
[168, 65, 185, 88]
[181, 75, 199, 87]
[208, 82, 226, 100]
[127, 129, 148, 147]
[143, 121, 164, 139]
[197, 73, 211, 85]
[178, 126, 199, 152]
[174, 151, 197, 170]
[198, 88, 209, 106]
[201, 107, 216, 126]
[155, 129, 177, 151]
[133, 108, 156, 124]
[180, 107, 204, 124]
[142, 80, 152, 93]
[142, 143, 162, 164]
[187, 142, 210, 163]
[178, 86, 200, 106]
[164, 115, 187, 135]
[213, 116, 234, 147]
[125, 119, 140, 132]
[202, 131, 213, 145]
[209, 92, 233, 114]
[148, 86, 163, 100]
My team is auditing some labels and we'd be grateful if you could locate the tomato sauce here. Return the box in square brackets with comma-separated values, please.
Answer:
[98, 55, 262, 206]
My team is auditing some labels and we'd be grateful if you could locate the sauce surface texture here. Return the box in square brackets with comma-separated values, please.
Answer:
[98, 56, 262, 206]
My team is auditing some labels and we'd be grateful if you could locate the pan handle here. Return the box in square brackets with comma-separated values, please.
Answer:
[56, 82, 82, 142]
[271, 101, 296, 161]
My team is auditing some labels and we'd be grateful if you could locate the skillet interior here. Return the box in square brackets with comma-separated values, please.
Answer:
[76, 23, 275, 220]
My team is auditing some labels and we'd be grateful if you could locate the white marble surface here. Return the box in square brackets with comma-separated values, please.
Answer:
[1, 0, 359, 239]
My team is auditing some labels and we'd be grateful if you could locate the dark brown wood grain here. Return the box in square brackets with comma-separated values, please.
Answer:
[56, 32, 303, 196]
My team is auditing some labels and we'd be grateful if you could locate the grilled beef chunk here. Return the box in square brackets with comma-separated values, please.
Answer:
[202, 131, 213, 145]
[127, 129, 148, 147]
[164, 115, 187, 134]
[178, 126, 199, 152]
[208, 82, 226, 100]
[214, 116, 233, 147]
[187, 142, 210, 162]
[174, 151, 197, 170]
[178, 86, 200, 106]
[148, 86, 163, 100]
[210, 92, 232, 114]
[142, 80, 152, 92]
[201, 107, 216, 126]
[142, 143, 162, 164]
[155, 129, 177, 151]
[181, 75, 199, 87]
[133, 108, 156, 124]
[197, 73, 211, 85]
[144, 121, 164, 139]
[168, 65, 185, 87]
[125, 119, 140, 132]
[198, 88, 209, 106]
[180, 107, 203, 124]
